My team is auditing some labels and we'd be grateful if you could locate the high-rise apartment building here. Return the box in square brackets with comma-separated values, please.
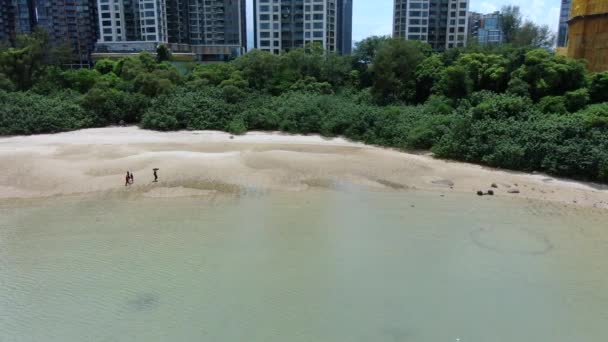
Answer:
[94, 0, 246, 62]
[35, 0, 99, 65]
[393, 0, 469, 50]
[10, 0, 37, 35]
[557, 0, 571, 47]
[0, 0, 14, 42]
[96, 0, 167, 47]
[336, 0, 352, 54]
[0, 0, 97, 64]
[468, 11, 503, 45]
[253, 0, 352, 54]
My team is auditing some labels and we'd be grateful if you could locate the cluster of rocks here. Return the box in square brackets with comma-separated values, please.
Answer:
[477, 183, 520, 196]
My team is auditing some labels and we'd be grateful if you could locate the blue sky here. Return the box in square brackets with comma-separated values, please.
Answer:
[246, 0, 561, 49]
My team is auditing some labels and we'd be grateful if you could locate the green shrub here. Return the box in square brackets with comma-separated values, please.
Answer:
[142, 87, 237, 131]
[0, 90, 92, 135]
[564, 88, 589, 112]
[141, 111, 179, 131]
[470, 92, 533, 119]
[227, 117, 248, 135]
[537, 96, 567, 114]
[589, 72, 608, 103]
[82, 87, 150, 124]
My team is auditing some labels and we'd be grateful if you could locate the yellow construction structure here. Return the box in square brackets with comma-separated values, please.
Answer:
[566, 0, 608, 72]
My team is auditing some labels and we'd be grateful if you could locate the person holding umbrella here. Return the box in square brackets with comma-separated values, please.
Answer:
[153, 168, 159, 182]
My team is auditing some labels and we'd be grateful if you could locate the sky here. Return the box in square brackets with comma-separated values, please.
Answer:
[246, 0, 562, 49]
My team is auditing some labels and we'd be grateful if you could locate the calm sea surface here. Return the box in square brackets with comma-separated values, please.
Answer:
[1, 189, 607, 341]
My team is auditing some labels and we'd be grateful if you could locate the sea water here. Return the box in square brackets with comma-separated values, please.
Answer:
[1, 189, 607, 341]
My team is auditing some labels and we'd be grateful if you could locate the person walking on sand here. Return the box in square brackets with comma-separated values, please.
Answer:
[125, 171, 131, 186]
[130, 172, 134, 184]
[153, 168, 159, 182]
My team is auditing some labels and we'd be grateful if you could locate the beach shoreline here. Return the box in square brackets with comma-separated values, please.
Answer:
[1, 126, 607, 209]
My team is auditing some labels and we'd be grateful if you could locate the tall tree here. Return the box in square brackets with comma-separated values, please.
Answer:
[156, 44, 173, 62]
[370, 38, 430, 104]
[0, 29, 48, 90]
[352, 36, 391, 65]
[514, 21, 555, 48]
[501, 6, 522, 44]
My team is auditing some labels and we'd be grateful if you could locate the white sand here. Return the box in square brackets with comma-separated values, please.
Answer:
[1, 126, 607, 208]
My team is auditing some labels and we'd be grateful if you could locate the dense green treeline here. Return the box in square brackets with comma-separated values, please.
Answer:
[1, 32, 608, 182]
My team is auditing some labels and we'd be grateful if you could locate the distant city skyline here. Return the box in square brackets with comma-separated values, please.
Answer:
[247, 0, 561, 49]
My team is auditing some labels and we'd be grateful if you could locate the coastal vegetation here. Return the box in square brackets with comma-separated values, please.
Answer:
[1, 30, 608, 182]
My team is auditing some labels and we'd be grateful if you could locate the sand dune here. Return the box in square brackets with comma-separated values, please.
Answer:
[0, 126, 607, 208]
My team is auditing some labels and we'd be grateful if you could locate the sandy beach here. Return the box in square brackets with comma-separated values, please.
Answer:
[0, 126, 607, 208]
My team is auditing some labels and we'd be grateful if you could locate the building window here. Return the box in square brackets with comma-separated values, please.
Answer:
[261, 40, 270, 46]
[409, 11, 421, 17]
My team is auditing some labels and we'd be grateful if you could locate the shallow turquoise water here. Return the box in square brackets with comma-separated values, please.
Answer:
[1, 190, 607, 341]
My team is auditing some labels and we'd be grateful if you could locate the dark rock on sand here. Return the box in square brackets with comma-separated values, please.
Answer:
[477, 191, 484, 196]
[508, 189, 520, 194]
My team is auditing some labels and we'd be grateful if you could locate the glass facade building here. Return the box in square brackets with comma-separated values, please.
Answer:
[336, 0, 351, 54]
[393, 0, 469, 50]
[468, 11, 503, 45]
[557, 0, 571, 47]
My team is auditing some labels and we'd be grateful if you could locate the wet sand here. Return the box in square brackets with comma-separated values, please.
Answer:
[0, 127, 607, 208]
